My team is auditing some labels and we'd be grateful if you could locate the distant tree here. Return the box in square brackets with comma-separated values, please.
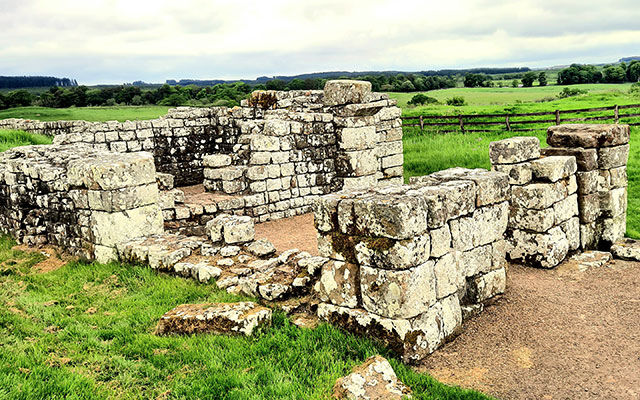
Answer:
[0, 93, 6, 109]
[538, 72, 548, 86]
[557, 64, 602, 85]
[558, 87, 587, 98]
[603, 65, 627, 83]
[399, 80, 416, 92]
[287, 78, 306, 90]
[627, 61, 640, 82]
[464, 73, 490, 88]
[512, 79, 520, 88]
[6, 89, 33, 107]
[521, 72, 537, 87]
[265, 79, 287, 91]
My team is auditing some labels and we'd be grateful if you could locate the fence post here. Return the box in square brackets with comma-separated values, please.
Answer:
[458, 115, 465, 134]
[555, 109, 560, 125]
[614, 105, 619, 124]
[419, 115, 424, 133]
[505, 115, 511, 131]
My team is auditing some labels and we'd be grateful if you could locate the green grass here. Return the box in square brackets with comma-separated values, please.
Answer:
[0, 106, 170, 122]
[0, 130, 52, 151]
[390, 83, 637, 112]
[0, 237, 491, 400]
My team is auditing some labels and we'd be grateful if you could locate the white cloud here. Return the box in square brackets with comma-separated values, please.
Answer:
[1, 0, 639, 83]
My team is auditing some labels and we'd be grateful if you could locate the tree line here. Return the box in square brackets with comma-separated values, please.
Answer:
[0, 76, 77, 89]
[557, 62, 640, 85]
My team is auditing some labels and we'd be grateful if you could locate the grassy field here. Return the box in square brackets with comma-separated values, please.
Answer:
[0, 130, 52, 151]
[0, 106, 170, 122]
[0, 237, 490, 400]
[390, 83, 637, 113]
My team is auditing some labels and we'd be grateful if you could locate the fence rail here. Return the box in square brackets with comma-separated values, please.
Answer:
[402, 103, 640, 134]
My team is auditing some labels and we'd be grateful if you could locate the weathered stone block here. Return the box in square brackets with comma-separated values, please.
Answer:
[458, 242, 505, 278]
[611, 238, 640, 261]
[433, 253, 462, 299]
[203, 154, 232, 168]
[510, 179, 570, 210]
[426, 168, 509, 206]
[206, 214, 255, 244]
[553, 194, 578, 224]
[489, 137, 540, 164]
[601, 213, 626, 245]
[547, 124, 629, 148]
[250, 135, 280, 152]
[156, 173, 174, 190]
[578, 193, 600, 223]
[88, 183, 159, 212]
[155, 302, 272, 336]
[315, 260, 360, 308]
[353, 194, 429, 240]
[599, 187, 627, 218]
[355, 234, 430, 270]
[609, 166, 628, 188]
[430, 225, 452, 258]
[509, 204, 555, 232]
[508, 226, 569, 269]
[467, 267, 506, 303]
[597, 144, 629, 169]
[323, 80, 372, 106]
[332, 355, 412, 400]
[68, 152, 156, 190]
[580, 222, 599, 250]
[540, 147, 598, 171]
[491, 162, 532, 185]
[575, 171, 599, 194]
[361, 261, 436, 319]
[559, 216, 580, 251]
[337, 126, 378, 150]
[449, 202, 509, 251]
[530, 156, 577, 182]
[409, 181, 475, 228]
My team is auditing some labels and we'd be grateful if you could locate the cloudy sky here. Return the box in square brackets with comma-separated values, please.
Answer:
[1, 0, 639, 84]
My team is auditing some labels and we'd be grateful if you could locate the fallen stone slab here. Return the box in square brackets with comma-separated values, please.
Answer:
[611, 238, 640, 261]
[557, 251, 612, 273]
[332, 355, 412, 400]
[155, 302, 272, 336]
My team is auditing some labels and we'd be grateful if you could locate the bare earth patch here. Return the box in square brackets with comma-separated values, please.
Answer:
[419, 261, 640, 400]
[11, 245, 68, 273]
[255, 213, 318, 256]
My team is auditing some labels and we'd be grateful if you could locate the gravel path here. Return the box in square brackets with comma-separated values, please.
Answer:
[419, 261, 640, 400]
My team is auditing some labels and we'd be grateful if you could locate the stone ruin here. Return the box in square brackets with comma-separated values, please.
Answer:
[0, 81, 631, 364]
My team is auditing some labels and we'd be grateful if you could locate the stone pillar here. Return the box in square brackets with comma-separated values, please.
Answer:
[490, 137, 579, 268]
[67, 152, 164, 262]
[545, 124, 629, 249]
[314, 168, 509, 363]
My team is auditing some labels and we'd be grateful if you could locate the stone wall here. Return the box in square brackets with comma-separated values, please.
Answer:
[544, 124, 629, 249]
[0, 145, 163, 262]
[314, 168, 510, 363]
[0, 81, 404, 225]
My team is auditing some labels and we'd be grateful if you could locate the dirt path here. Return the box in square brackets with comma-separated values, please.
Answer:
[419, 261, 640, 400]
[255, 213, 319, 256]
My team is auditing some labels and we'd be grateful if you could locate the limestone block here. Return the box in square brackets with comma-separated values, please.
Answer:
[250, 135, 280, 152]
[409, 181, 475, 228]
[263, 120, 290, 136]
[156, 173, 174, 190]
[203, 154, 232, 168]
[426, 168, 509, 206]
[601, 213, 626, 245]
[90, 204, 164, 248]
[67, 152, 156, 190]
[510, 180, 569, 210]
[508, 226, 569, 269]
[360, 261, 436, 319]
[509, 204, 555, 232]
[449, 202, 509, 251]
[540, 147, 598, 171]
[335, 149, 378, 176]
[381, 154, 403, 169]
[155, 302, 272, 336]
[430, 225, 452, 258]
[492, 162, 532, 185]
[609, 166, 628, 188]
[323, 80, 372, 106]
[87, 183, 159, 212]
[597, 144, 629, 169]
[354, 234, 430, 270]
[245, 239, 276, 257]
[206, 214, 255, 244]
[312, 194, 341, 232]
[580, 222, 599, 250]
[530, 156, 577, 182]
[433, 253, 462, 299]
[353, 194, 429, 240]
[575, 171, 599, 194]
[578, 193, 600, 223]
[315, 260, 360, 308]
[337, 126, 378, 150]
[599, 187, 627, 218]
[205, 166, 246, 181]
[489, 136, 540, 164]
[332, 355, 412, 400]
[547, 124, 629, 148]
[467, 267, 506, 302]
[611, 238, 640, 261]
[559, 217, 580, 251]
[553, 194, 578, 224]
[459, 242, 505, 277]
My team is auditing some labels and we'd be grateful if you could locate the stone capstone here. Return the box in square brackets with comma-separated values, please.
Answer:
[155, 302, 272, 336]
[489, 136, 540, 165]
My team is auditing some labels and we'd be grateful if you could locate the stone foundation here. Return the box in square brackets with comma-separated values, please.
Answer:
[314, 168, 509, 363]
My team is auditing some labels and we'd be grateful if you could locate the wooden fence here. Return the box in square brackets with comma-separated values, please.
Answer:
[402, 104, 640, 134]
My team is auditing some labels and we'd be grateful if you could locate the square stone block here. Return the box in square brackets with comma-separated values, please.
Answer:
[547, 124, 629, 148]
[489, 137, 540, 165]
